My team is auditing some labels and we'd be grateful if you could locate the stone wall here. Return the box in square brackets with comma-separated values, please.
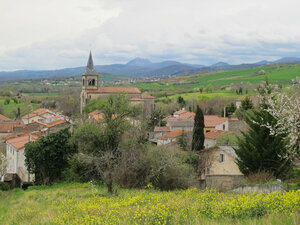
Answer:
[231, 184, 286, 193]
[204, 175, 244, 191]
[228, 120, 248, 136]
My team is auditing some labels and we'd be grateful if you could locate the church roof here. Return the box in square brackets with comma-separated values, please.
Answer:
[87, 87, 141, 94]
[83, 51, 98, 76]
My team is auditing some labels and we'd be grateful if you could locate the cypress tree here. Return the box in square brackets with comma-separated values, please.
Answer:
[234, 109, 292, 179]
[192, 105, 205, 151]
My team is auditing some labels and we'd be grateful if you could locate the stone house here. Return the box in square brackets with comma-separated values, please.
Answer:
[157, 129, 189, 146]
[204, 130, 231, 148]
[21, 108, 58, 125]
[198, 145, 243, 191]
[151, 126, 171, 139]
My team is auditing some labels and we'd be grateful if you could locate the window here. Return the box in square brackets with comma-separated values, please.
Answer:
[223, 124, 225, 130]
[82, 79, 85, 86]
[219, 153, 225, 163]
[206, 130, 210, 133]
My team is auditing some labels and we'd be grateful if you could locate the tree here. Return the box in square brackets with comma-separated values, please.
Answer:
[259, 78, 300, 157]
[177, 130, 188, 151]
[25, 128, 76, 185]
[177, 96, 186, 108]
[234, 108, 293, 180]
[71, 95, 138, 194]
[147, 107, 167, 131]
[0, 152, 7, 181]
[192, 106, 205, 151]
[241, 96, 253, 110]
[221, 102, 236, 117]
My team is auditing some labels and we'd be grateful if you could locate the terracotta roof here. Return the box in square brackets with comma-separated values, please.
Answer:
[0, 114, 12, 121]
[46, 119, 66, 127]
[158, 129, 189, 140]
[204, 115, 228, 127]
[230, 117, 239, 121]
[174, 109, 188, 116]
[0, 121, 23, 133]
[130, 97, 144, 101]
[205, 130, 230, 139]
[88, 110, 102, 116]
[87, 87, 141, 94]
[21, 108, 56, 119]
[141, 94, 155, 99]
[6, 135, 30, 150]
[154, 126, 171, 132]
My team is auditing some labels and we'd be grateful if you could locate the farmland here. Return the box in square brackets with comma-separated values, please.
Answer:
[0, 183, 299, 225]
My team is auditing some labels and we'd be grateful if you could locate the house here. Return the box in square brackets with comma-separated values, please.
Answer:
[21, 108, 58, 125]
[204, 130, 231, 148]
[204, 115, 228, 133]
[151, 126, 171, 139]
[80, 52, 155, 118]
[5, 133, 39, 182]
[198, 145, 243, 191]
[157, 129, 189, 146]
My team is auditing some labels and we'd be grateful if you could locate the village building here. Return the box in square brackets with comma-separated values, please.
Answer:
[80, 52, 155, 118]
[204, 130, 231, 148]
[156, 129, 190, 146]
[198, 145, 243, 191]
[5, 133, 39, 183]
[21, 108, 58, 125]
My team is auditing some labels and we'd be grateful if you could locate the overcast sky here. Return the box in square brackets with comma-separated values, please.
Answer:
[1, 0, 300, 70]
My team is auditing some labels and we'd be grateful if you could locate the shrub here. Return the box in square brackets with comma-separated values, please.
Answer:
[22, 182, 33, 190]
[4, 98, 10, 105]
[247, 171, 275, 183]
[0, 182, 10, 191]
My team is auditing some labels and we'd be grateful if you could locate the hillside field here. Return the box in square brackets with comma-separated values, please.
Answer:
[130, 64, 300, 91]
[0, 183, 299, 225]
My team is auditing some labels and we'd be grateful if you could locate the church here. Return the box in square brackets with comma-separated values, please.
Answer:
[80, 52, 155, 118]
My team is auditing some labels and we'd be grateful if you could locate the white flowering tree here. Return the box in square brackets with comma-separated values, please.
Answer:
[259, 77, 300, 159]
[0, 152, 7, 181]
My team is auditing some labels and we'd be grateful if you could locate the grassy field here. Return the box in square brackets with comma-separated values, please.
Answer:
[130, 64, 300, 91]
[0, 183, 299, 224]
[0, 98, 40, 119]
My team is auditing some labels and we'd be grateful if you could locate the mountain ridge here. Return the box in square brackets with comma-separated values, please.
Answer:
[0, 57, 300, 81]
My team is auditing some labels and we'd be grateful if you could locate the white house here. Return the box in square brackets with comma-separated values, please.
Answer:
[6, 134, 37, 182]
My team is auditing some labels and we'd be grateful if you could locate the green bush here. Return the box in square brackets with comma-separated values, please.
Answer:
[0, 182, 10, 191]
[22, 182, 33, 190]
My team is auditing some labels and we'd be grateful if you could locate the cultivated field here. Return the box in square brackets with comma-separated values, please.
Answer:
[0, 183, 299, 224]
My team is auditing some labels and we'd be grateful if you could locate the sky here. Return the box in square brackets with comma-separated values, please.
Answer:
[0, 0, 300, 71]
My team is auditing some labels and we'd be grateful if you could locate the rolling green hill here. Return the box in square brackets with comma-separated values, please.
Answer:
[130, 64, 300, 91]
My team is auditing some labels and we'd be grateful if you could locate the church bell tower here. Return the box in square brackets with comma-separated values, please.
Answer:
[80, 51, 99, 113]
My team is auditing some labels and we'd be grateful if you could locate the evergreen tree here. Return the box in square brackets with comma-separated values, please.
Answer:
[241, 96, 253, 110]
[192, 106, 205, 151]
[234, 109, 292, 179]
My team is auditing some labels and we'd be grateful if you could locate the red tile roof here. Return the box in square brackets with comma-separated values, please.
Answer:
[205, 130, 231, 139]
[87, 87, 141, 94]
[154, 126, 171, 132]
[0, 121, 23, 133]
[6, 135, 30, 150]
[174, 109, 188, 115]
[230, 117, 239, 121]
[130, 97, 144, 101]
[0, 114, 12, 121]
[21, 108, 56, 119]
[158, 129, 189, 140]
[141, 94, 155, 99]
[204, 115, 228, 127]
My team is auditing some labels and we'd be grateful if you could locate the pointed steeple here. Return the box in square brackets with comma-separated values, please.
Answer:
[83, 51, 98, 75]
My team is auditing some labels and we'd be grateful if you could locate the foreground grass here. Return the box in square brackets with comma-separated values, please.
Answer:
[0, 183, 299, 224]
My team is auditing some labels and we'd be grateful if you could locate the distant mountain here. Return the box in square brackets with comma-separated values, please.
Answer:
[273, 57, 300, 64]
[210, 62, 230, 67]
[254, 60, 269, 65]
[1, 57, 300, 81]
[126, 57, 152, 66]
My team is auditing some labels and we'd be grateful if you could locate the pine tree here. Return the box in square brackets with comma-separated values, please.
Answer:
[192, 106, 205, 151]
[234, 109, 292, 179]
